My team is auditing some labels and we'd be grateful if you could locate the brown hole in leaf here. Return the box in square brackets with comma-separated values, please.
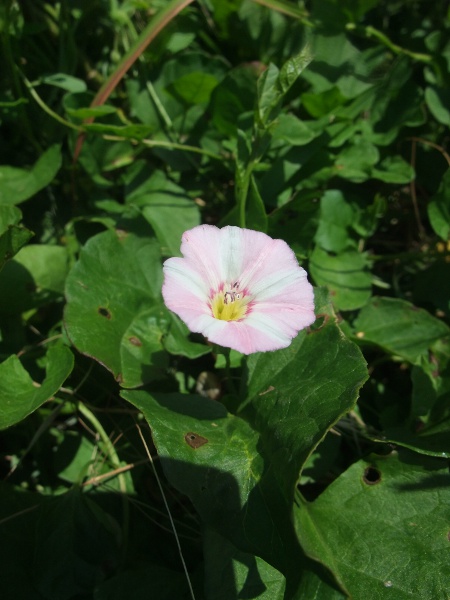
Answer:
[129, 336, 142, 347]
[98, 307, 111, 319]
[116, 229, 128, 240]
[185, 432, 208, 449]
[363, 466, 381, 485]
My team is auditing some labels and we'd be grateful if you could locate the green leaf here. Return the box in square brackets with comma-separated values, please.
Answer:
[83, 122, 154, 140]
[314, 190, 356, 253]
[0, 344, 74, 430]
[256, 47, 312, 128]
[333, 138, 379, 182]
[64, 225, 169, 388]
[0, 224, 34, 271]
[428, 169, 450, 240]
[204, 529, 286, 600]
[271, 114, 317, 146]
[33, 489, 120, 599]
[0, 244, 69, 314]
[353, 297, 450, 363]
[210, 65, 259, 136]
[167, 71, 220, 105]
[245, 288, 368, 500]
[140, 196, 200, 257]
[121, 389, 300, 574]
[41, 73, 87, 93]
[372, 421, 450, 458]
[370, 155, 415, 184]
[162, 309, 211, 358]
[126, 170, 200, 257]
[246, 176, 268, 233]
[256, 63, 281, 128]
[295, 452, 450, 598]
[279, 46, 313, 91]
[425, 86, 450, 126]
[0, 204, 22, 232]
[65, 104, 118, 119]
[0, 145, 62, 205]
[309, 246, 372, 310]
[302, 87, 347, 118]
[268, 192, 320, 256]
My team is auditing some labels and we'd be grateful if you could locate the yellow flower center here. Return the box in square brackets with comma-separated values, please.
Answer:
[210, 287, 250, 321]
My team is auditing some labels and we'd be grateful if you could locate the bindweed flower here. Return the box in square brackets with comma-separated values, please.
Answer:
[162, 225, 315, 355]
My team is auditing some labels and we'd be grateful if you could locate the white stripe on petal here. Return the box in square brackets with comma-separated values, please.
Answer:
[163, 257, 209, 301]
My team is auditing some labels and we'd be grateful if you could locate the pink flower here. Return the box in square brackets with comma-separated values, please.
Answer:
[162, 225, 315, 355]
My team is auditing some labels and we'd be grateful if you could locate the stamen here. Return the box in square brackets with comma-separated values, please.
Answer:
[210, 283, 251, 321]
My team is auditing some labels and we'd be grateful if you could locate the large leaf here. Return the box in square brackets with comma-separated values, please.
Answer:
[0, 145, 62, 205]
[64, 225, 168, 388]
[295, 452, 450, 598]
[121, 389, 301, 575]
[0, 344, 74, 429]
[353, 297, 450, 363]
[244, 288, 368, 500]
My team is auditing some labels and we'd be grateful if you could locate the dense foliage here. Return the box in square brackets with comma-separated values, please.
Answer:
[1, 0, 450, 598]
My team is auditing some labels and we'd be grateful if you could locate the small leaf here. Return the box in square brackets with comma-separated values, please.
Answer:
[425, 86, 450, 126]
[309, 246, 373, 310]
[0, 145, 62, 205]
[353, 297, 450, 363]
[314, 190, 356, 253]
[0, 224, 34, 271]
[41, 73, 87, 93]
[246, 176, 268, 233]
[0, 344, 74, 430]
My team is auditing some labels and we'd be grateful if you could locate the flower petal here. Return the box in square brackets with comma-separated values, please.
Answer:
[179, 225, 224, 290]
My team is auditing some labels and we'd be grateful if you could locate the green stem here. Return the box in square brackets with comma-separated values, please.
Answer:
[77, 401, 130, 563]
[20, 73, 83, 131]
[77, 402, 127, 492]
[140, 138, 223, 161]
[346, 23, 433, 63]
[251, 0, 313, 25]
[238, 163, 254, 229]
